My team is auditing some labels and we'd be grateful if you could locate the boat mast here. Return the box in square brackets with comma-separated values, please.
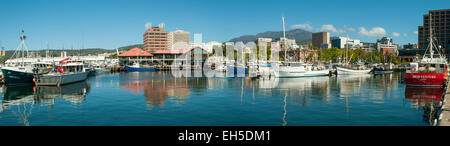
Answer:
[20, 30, 26, 67]
[282, 16, 288, 62]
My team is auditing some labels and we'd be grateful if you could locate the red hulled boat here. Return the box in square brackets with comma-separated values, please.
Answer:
[404, 14, 448, 87]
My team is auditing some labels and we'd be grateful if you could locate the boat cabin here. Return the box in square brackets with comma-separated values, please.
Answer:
[58, 63, 86, 74]
[410, 62, 446, 73]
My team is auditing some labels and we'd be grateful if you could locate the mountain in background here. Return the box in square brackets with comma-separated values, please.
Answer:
[228, 29, 313, 45]
[2, 44, 144, 58]
[117, 44, 142, 51]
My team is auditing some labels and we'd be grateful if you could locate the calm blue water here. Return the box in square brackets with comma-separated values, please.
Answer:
[0, 71, 443, 126]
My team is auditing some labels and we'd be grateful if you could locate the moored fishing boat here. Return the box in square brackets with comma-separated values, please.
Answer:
[373, 63, 394, 74]
[125, 62, 157, 71]
[94, 66, 110, 74]
[404, 13, 448, 87]
[33, 60, 89, 86]
[1, 30, 34, 84]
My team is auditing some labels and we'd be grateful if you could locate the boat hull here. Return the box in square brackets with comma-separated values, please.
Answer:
[34, 71, 89, 86]
[274, 70, 329, 78]
[125, 66, 156, 72]
[336, 67, 371, 75]
[1, 67, 34, 84]
[95, 69, 110, 75]
[374, 70, 394, 74]
[226, 66, 248, 75]
[404, 72, 447, 87]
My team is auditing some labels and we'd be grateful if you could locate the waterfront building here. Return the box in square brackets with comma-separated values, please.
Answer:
[376, 37, 399, 55]
[190, 41, 222, 53]
[312, 32, 330, 49]
[118, 46, 209, 68]
[403, 43, 419, 50]
[331, 37, 363, 49]
[362, 42, 376, 52]
[168, 30, 190, 50]
[143, 27, 168, 52]
[398, 49, 425, 62]
[418, 9, 450, 50]
[279, 37, 299, 49]
[118, 47, 155, 66]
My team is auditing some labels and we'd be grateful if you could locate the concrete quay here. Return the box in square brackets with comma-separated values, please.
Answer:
[438, 81, 450, 126]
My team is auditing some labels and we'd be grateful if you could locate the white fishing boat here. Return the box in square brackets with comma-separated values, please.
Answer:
[33, 60, 89, 86]
[336, 65, 371, 75]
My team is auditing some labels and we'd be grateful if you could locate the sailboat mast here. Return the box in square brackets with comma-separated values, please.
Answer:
[282, 16, 287, 61]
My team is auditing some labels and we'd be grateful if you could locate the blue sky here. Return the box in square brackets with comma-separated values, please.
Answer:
[0, 0, 448, 50]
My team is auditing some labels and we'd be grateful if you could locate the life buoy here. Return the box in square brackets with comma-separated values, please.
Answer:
[412, 67, 416, 72]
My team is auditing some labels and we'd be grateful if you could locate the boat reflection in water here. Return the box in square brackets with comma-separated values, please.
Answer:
[119, 72, 192, 108]
[0, 81, 90, 125]
[34, 81, 90, 104]
[404, 87, 443, 126]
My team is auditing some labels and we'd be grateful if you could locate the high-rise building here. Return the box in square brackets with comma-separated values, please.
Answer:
[418, 9, 450, 50]
[312, 32, 330, 49]
[168, 30, 190, 50]
[143, 27, 168, 52]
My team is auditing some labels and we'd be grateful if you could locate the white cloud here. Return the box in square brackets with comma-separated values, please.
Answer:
[413, 31, 418, 35]
[320, 24, 345, 34]
[291, 23, 313, 31]
[344, 25, 355, 32]
[358, 27, 386, 37]
[145, 22, 152, 29]
[392, 32, 401, 37]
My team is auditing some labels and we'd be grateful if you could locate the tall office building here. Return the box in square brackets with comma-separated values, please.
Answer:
[418, 9, 450, 50]
[168, 30, 190, 50]
[312, 32, 330, 49]
[143, 27, 168, 52]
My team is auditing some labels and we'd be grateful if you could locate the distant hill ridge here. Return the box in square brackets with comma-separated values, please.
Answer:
[228, 29, 313, 45]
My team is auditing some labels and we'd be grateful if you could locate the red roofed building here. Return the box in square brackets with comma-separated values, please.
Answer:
[118, 47, 209, 69]
[118, 47, 154, 57]
[118, 47, 155, 66]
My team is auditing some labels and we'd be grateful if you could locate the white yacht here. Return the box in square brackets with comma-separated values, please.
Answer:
[274, 62, 329, 78]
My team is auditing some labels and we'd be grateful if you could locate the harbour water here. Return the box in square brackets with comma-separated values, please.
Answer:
[0, 71, 443, 126]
